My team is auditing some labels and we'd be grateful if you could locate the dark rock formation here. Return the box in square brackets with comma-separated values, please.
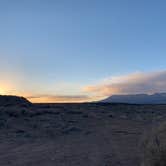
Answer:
[0, 95, 31, 106]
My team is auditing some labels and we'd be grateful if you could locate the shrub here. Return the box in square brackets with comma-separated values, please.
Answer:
[141, 122, 166, 166]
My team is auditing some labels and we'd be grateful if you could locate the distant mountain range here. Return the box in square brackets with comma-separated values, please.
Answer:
[100, 93, 166, 104]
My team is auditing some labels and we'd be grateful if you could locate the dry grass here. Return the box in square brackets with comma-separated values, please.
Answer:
[141, 122, 166, 166]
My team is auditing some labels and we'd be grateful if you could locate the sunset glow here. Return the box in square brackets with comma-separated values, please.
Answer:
[0, 1, 166, 103]
[0, 88, 6, 95]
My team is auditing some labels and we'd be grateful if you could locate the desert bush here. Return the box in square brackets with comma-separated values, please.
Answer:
[141, 122, 166, 166]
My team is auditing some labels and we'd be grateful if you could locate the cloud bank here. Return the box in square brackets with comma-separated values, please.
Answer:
[2, 69, 166, 103]
[84, 71, 166, 98]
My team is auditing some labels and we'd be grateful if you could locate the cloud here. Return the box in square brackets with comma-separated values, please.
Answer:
[27, 94, 90, 103]
[84, 70, 166, 97]
[2, 68, 166, 103]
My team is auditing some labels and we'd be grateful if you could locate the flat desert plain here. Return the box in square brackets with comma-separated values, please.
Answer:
[0, 103, 166, 166]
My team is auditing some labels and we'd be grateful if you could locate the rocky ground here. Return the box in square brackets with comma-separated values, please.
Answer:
[0, 103, 166, 166]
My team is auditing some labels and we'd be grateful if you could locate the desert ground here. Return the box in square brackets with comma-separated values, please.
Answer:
[0, 102, 166, 166]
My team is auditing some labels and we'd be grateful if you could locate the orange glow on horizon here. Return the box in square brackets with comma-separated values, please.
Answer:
[0, 88, 6, 95]
[26, 94, 104, 103]
[27, 96, 89, 103]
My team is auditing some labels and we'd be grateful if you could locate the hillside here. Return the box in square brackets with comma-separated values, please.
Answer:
[0, 95, 31, 106]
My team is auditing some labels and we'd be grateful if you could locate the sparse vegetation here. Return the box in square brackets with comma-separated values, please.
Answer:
[141, 122, 166, 166]
[1, 96, 166, 165]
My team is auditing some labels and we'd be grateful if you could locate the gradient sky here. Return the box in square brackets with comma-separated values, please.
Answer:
[0, 0, 166, 102]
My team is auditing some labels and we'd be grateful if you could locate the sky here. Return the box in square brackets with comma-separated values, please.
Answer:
[0, 0, 166, 102]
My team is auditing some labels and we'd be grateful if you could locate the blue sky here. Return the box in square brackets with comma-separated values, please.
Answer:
[0, 0, 166, 102]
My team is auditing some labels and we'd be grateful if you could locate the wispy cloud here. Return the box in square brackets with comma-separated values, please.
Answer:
[84, 70, 166, 98]
[0, 67, 88, 102]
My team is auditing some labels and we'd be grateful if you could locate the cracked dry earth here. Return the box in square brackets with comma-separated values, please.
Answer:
[0, 103, 166, 166]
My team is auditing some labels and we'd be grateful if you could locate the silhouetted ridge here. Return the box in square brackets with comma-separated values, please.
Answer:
[100, 93, 166, 104]
[0, 95, 31, 106]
